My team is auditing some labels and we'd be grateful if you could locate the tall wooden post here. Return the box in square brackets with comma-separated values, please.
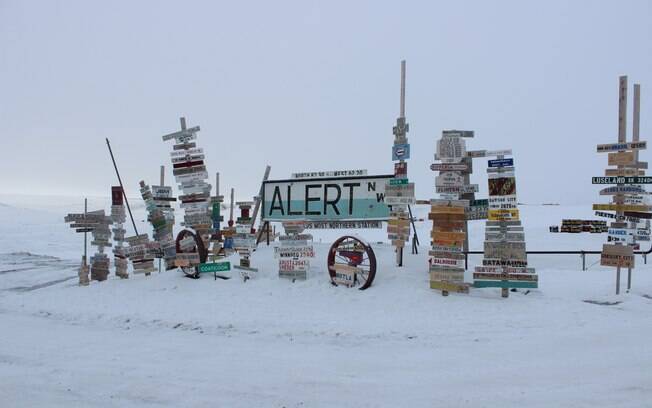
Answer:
[616, 76, 627, 295]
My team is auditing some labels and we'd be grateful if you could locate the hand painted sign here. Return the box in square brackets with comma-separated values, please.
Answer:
[262, 175, 393, 221]
[436, 137, 466, 162]
[608, 151, 636, 166]
[488, 158, 514, 168]
[430, 163, 469, 172]
[596, 141, 647, 153]
[392, 144, 410, 161]
[592, 176, 652, 184]
[292, 170, 368, 179]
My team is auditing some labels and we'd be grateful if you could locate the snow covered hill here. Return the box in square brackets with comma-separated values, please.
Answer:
[0, 195, 651, 407]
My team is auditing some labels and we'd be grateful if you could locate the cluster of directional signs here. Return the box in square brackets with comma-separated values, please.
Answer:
[592, 76, 650, 294]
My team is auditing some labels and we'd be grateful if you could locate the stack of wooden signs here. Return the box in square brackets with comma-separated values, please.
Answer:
[89, 210, 113, 282]
[276, 221, 314, 281]
[124, 234, 159, 275]
[473, 154, 538, 297]
[161, 117, 213, 273]
[233, 201, 258, 280]
[429, 130, 477, 295]
[111, 186, 129, 279]
[139, 180, 177, 269]
[64, 208, 107, 285]
[592, 76, 650, 294]
[387, 60, 415, 265]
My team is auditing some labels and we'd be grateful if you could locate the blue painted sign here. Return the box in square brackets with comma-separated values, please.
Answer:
[488, 158, 514, 168]
[392, 143, 410, 161]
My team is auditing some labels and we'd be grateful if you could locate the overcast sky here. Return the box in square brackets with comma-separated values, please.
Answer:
[1, 0, 651, 204]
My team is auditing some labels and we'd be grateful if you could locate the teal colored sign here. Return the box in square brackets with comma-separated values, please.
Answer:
[262, 175, 393, 222]
[473, 280, 537, 289]
[390, 178, 408, 185]
[198, 261, 231, 273]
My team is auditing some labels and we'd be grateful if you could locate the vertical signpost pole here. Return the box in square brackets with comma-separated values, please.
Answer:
[616, 76, 627, 295]
[628, 83, 641, 291]
[386, 60, 414, 267]
[83, 198, 88, 265]
[397, 61, 405, 267]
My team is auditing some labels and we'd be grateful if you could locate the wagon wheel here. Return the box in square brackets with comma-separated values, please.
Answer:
[327, 235, 377, 290]
[175, 229, 208, 277]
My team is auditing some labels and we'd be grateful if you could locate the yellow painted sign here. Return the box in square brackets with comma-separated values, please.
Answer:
[488, 209, 520, 221]
[592, 204, 652, 212]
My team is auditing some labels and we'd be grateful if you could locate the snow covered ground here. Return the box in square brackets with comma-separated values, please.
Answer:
[1, 194, 651, 407]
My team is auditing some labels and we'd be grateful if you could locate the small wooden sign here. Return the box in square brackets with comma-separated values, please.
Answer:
[608, 151, 636, 166]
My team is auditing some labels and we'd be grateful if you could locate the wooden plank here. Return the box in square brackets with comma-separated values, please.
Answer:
[429, 280, 469, 293]
[608, 151, 636, 166]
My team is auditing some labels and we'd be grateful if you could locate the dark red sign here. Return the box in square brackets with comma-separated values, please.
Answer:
[112, 186, 124, 206]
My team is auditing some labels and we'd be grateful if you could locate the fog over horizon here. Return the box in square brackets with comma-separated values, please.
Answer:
[1, 0, 651, 205]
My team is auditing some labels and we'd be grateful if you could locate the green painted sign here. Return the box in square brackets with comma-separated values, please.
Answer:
[389, 178, 409, 185]
[198, 261, 231, 273]
[470, 199, 488, 207]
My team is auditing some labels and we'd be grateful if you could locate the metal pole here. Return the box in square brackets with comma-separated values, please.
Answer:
[400, 60, 406, 118]
[106, 138, 139, 236]
[616, 266, 621, 295]
[229, 188, 235, 226]
[581, 252, 586, 271]
[627, 267, 632, 291]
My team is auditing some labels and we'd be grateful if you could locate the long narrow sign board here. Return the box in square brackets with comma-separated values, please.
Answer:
[261, 175, 393, 221]
[592, 176, 652, 184]
[596, 141, 646, 152]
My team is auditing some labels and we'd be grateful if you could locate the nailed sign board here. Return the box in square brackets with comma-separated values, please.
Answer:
[593, 204, 652, 212]
[600, 244, 634, 268]
[488, 158, 514, 168]
[436, 185, 479, 194]
[262, 175, 393, 221]
[608, 151, 636, 166]
[436, 138, 466, 162]
[592, 176, 652, 184]
[430, 163, 469, 172]
[596, 141, 647, 153]
[489, 177, 516, 196]
[600, 185, 646, 195]
[304, 220, 382, 229]
[292, 170, 367, 179]
[392, 143, 411, 161]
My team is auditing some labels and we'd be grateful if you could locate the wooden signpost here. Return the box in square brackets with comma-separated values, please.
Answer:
[276, 221, 314, 281]
[111, 186, 129, 279]
[65, 207, 113, 283]
[428, 130, 479, 295]
[595, 76, 649, 294]
[473, 154, 538, 297]
[386, 60, 416, 266]
[139, 173, 177, 273]
[87, 209, 113, 282]
[64, 199, 92, 285]
[233, 201, 259, 281]
[162, 117, 213, 276]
